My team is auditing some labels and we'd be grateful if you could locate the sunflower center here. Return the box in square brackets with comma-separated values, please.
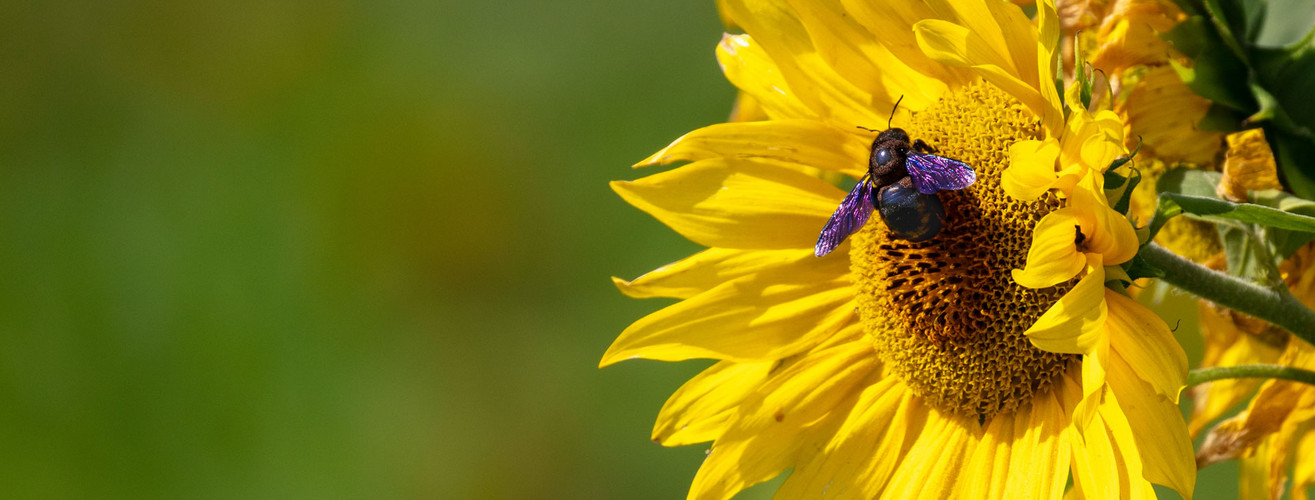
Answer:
[850, 81, 1077, 419]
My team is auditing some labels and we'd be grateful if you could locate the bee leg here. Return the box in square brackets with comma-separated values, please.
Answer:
[913, 139, 937, 154]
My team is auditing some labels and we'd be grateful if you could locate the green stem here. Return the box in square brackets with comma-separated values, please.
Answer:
[1139, 242, 1315, 343]
[1187, 365, 1315, 388]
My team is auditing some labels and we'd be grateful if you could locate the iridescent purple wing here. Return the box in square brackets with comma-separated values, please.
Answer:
[815, 176, 876, 257]
[906, 153, 976, 195]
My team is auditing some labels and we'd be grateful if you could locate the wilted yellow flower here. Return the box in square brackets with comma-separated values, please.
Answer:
[1056, 0, 1221, 166]
[1192, 243, 1315, 499]
[1217, 128, 1283, 202]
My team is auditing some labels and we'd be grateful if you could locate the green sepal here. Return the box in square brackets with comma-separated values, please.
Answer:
[1111, 168, 1142, 216]
[1123, 252, 1166, 281]
[1106, 136, 1143, 173]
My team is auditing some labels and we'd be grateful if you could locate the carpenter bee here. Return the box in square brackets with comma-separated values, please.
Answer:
[814, 99, 977, 257]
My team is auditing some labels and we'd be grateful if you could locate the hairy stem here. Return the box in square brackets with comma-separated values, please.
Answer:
[1140, 242, 1315, 343]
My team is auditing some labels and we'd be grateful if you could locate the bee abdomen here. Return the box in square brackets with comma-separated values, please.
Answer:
[879, 181, 945, 242]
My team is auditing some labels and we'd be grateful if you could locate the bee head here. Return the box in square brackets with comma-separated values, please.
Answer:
[873, 127, 909, 147]
[868, 127, 912, 183]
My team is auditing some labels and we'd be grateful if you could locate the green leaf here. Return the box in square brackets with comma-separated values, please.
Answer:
[1165, 18, 1255, 111]
[1199, 103, 1247, 133]
[1156, 166, 1223, 198]
[1250, 36, 1315, 198]
[1252, 189, 1315, 258]
[1147, 167, 1212, 241]
[1167, 0, 1204, 17]
[1233, 0, 1269, 44]
[1162, 192, 1315, 233]
[1270, 130, 1315, 199]
[1219, 225, 1270, 279]
[1201, 0, 1250, 61]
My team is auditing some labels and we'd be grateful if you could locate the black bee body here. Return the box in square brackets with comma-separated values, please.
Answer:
[814, 126, 976, 256]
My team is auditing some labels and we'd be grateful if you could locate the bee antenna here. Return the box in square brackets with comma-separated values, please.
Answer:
[856, 125, 880, 133]
[887, 95, 904, 129]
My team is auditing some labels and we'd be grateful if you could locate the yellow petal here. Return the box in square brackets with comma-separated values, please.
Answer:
[1198, 341, 1315, 468]
[930, 0, 1045, 94]
[962, 412, 1017, 499]
[727, 90, 768, 122]
[838, 0, 973, 94]
[636, 120, 870, 177]
[1119, 65, 1221, 165]
[717, 34, 817, 121]
[964, 383, 1080, 499]
[614, 248, 816, 300]
[611, 158, 840, 249]
[1107, 351, 1196, 499]
[1188, 301, 1283, 436]
[1077, 110, 1126, 171]
[1266, 407, 1315, 500]
[1069, 404, 1157, 500]
[690, 396, 843, 500]
[1003, 139, 1067, 200]
[785, 0, 948, 112]
[1025, 254, 1108, 354]
[1059, 107, 1093, 167]
[774, 377, 908, 498]
[1072, 338, 1109, 428]
[1002, 385, 1072, 498]
[1292, 430, 1315, 500]
[880, 409, 976, 499]
[753, 341, 879, 426]
[1090, 0, 1181, 73]
[914, 19, 1049, 135]
[689, 342, 876, 500]
[652, 360, 773, 446]
[1067, 414, 1114, 500]
[913, 0, 1063, 135]
[1035, 0, 1064, 133]
[600, 263, 853, 366]
[1095, 391, 1161, 500]
[1239, 438, 1272, 500]
[1012, 208, 1086, 288]
[982, 0, 1063, 135]
[717, 0, 885, 127]
[1072, 173, 1139, 266]
[1106, 291, 1187, 401]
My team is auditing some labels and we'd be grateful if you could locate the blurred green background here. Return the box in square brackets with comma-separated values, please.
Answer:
[0, 0, 1265, 498]
[0, 0, 732, 497]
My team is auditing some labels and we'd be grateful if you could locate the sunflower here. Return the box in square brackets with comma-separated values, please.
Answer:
[604, 0, 1193, 498]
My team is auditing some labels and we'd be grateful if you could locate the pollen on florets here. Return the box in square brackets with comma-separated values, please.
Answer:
[851, 81, 1077, 419]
